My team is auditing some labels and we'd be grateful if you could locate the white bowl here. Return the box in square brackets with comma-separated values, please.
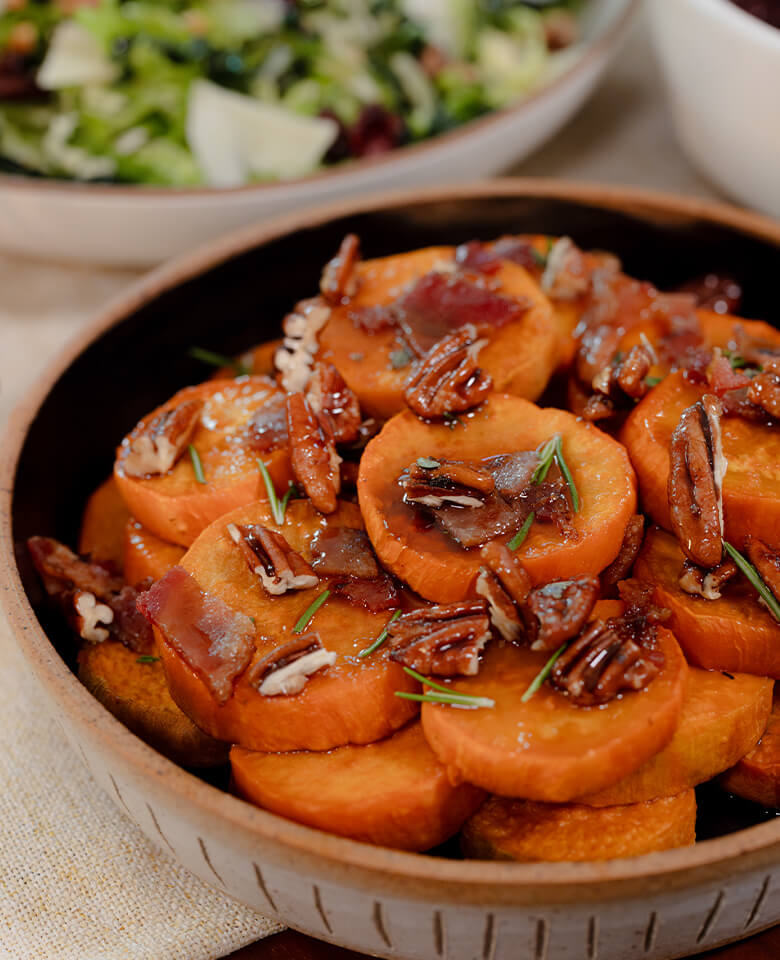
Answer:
[650, 0, 780, 219]
[0, 0, 637, 267]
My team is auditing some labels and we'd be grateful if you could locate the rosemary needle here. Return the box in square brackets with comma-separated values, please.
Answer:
[293, 589, 331, 634]
[553, 434, 580, 513]
[398, 666, 495, 708]
[508, 512, 535, 551]
[358, 609, 402, 658]
[258, 458, 284, 525]
[188, 445, 206, 484]
[189, 346, 249, 376]
[521, 643, 568, 702]
[723, 541, 780, 624]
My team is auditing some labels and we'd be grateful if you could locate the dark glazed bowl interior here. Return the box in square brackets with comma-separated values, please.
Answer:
[11, 187, 780, 703]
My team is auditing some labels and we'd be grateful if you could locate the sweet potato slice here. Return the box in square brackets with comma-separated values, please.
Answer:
[78, 476, 131, 571]
[78, 639, 228, 768]
[114, 377, 293, 547]
[721, 694, 780, 807]
[580, 663, 772, 805]
[157, 499, 418, 752]
[231, 722, 485, 851]
[315, 246, 558, 419]
[461, 790, 696, 862]
[698, 310, 780, 357]
[359, 394, 637, 603]
[635, 526, 780, 677]
[420, 609, 687, 802]
[124, 520, 185, 586]
[210, 339, 282, 380]
[621, 370, 780, 549]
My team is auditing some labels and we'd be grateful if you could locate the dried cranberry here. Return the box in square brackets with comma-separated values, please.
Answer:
[347, 105, 404, 158]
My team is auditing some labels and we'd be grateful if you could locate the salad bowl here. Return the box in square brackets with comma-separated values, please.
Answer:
[0, 0, 637, 266]
[3, 180, 780, 960]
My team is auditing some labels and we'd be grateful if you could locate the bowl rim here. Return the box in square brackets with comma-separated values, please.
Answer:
[0, 0, 640, 201]
[690, 0, 780, 48]
[4, 177, 780, 906]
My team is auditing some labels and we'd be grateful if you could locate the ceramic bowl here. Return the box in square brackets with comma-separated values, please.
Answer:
[650, 0, 780, 219]
[3, 180, 780, 960]
[0, 0, 637, 267]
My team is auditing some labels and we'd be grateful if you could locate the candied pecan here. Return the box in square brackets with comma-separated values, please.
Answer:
[476, 542, 532, 642]
[122, 398, 203, 477]
[591, 342, 654, 409]
[286, 391, 341, 514]
[679, 557, 737, 601]
[550, 618, 660, 706]
[320, 233, 361, 304]
[582, 392, 615, 422]
[305, 361, 361, 445]
[249, 633, 336, 697]
[745, 536, 780, 604]
[747, 360, 780, 420]
[667, 393, 726, 568]
[601, 515, 645, 594]
[401, 458, 495, 509]
[388, 600, 491, 677]
[616, 578, 670, 627]
[275, 298, 331, 394]
[72, 590, 114, 644]
[541, 237, 590, 300]
[544, 9, 578, 49]
[525, 577, 600, 652]
[404, 323, 493, 419]
[226, 523, 318, 595]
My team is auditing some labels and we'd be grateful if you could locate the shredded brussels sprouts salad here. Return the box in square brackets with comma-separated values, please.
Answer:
[0, 0, 581, 187]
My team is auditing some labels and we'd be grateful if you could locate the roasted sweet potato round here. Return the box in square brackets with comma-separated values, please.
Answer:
[580, 664, 772, 805]
[721, 694, 780, 808]
[635, 526, 780, 677]
[78, 476, 131, 571]
[78, 639, 228, 768]
[315, 246, 559, 419]
[157, 499, 418, 753]
[231, 722, 485, 851]
[621, 371, 780, 549]
[114, 377, 293, 548]
[461, 790, 696, 862]
[359, 394, 637, 603]
[124, 520, 185, 586]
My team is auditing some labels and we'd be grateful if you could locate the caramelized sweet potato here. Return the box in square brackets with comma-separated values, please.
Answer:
[231, 722, 485, 851]
[315, 246, 559, 419]
[359, 394, 637, 603]
[580, 664, 772, 805]
[461, 790, 696, 862]
[621, 371, 780, 549]
[157, 499, 418, 752]
[420, 603, 687, 802]
[78, 476, 131, 571]
[114, 377, 293, 547]
[78, 639, 228, 768]
[721, 694, 780, 807]
[635, 527, 780, 677]
[124, 520, 185, 586]
[211, 339, 282, 380]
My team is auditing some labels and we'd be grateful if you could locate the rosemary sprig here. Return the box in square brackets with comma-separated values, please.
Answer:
[531, 435, 558, 484]
[520, 642, 568, 702]
[723, 541, 780, 623]
[358, 609, 402, 658]
[189, 445, 206, 484]
[644, 375, 663, 388]
[136, 654, 161, 664]
[257, 458, 289, 525]
[553, 434, 580, 513]
[293, 589, 331, 634]
[531, 237, 554, 269]
[189, 346, 250, 376]
[507, 512, 535, 551]
[396, 666, 495, 709]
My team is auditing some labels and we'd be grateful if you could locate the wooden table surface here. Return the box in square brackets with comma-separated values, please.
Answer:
[227, 925, 780, 960]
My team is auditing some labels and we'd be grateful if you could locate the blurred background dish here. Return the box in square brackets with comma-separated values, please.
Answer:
[651, 0, 780, 219]
[0, 0, 638, 266]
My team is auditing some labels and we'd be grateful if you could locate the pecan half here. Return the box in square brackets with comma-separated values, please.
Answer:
[287, 391, 341, 514]
[72, 590, 114, 644]
[320, 233, 361, 304]
[275, 298, 331, 394]
[401, 458, 495, 509]
[679, 557, 737, 600]
[388, 600, 491, 677]
[747, 359, 780, 420]
[592, 342, 654, 404]
[550, 617, 660, 706]
[525, 577, 600, 652]
[668, 393, 727, 568]
[250, 633, 336, 697]
[601, 515, 645, 595]
[227, 523, 318, 595]
[305, 361, 362, 446]
[476, 542, 532, 642]
[404, 323, 492, 419]
[582, 392, 615, 422]
[122, 398, 203, 477]
[745, 536, 780, 604]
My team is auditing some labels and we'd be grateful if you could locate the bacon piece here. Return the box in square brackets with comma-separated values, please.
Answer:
[678, 273, 743, 314]
[601, 515, 645, 595]
[745, 536, 780, 605]
[454, 241, 503, 275]
[333, 577, 398, 614]
[137, 566, 254, 704]
[706, 354, 752, 396]
[246, 394, 289, 453]
[311, 527, 380, 580]
[28, 536, 124, 599]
